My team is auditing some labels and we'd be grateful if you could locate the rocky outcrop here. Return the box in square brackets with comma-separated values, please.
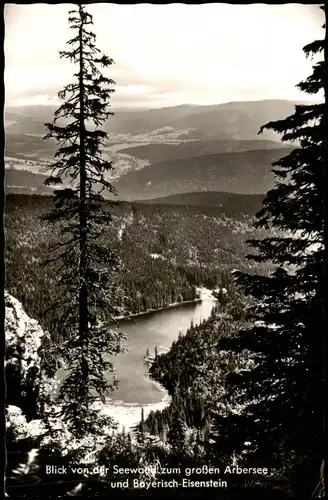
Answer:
[5, 292, 45, 420]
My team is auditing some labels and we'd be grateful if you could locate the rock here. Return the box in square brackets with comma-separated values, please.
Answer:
[6, 405, 29, 440]
[5, 292, 46, 419]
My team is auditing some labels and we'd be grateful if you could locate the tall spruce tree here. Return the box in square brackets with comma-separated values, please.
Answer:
[43, 4, 125, 437]
[213, 6, 326, 497]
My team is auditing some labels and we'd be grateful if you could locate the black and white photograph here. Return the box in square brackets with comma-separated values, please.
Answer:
[3, 2, 326, 498]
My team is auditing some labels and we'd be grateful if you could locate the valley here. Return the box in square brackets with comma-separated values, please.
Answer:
[4, 100, 286, 342]
[5, 100, 299, 199]
[5, 99, 308, 140]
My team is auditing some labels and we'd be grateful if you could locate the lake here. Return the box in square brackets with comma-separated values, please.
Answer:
[58, 298, 216, 429]
[108, 298, 216, 405]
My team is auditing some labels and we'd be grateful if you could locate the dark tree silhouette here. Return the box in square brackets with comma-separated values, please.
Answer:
[213, 6, 326, 497]
[43, 4, 125, 437]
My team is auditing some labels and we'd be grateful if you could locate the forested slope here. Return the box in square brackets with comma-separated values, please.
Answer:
[5, 194, 270, 342]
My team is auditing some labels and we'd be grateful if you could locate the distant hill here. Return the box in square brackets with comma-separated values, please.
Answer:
[5, 106, 58, 135]
[5, 133, 57, 160]
[5, 168, 54, 195]
[136, 191, 264, 214]
[114, 147, 293, 200]
[103, 100, 309, 141]
[119, 139, 291, 164]
[5, 99, 310, 141]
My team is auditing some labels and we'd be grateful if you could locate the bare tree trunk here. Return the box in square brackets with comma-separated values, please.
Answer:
[78, 17, 89, 398]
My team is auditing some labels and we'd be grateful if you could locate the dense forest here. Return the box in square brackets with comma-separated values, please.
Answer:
[4, 193, 268, 341]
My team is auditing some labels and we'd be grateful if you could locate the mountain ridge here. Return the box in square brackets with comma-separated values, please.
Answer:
[5, 99, 313, 141]
[135, 190, 264, 207]
[114, 147, 293, 200]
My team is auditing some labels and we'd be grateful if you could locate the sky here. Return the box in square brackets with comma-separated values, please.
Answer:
[4, 3, 324, 109]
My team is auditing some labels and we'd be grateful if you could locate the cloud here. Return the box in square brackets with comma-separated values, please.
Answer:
[7, 94, 60, 107]
[4, 3, 324, 109]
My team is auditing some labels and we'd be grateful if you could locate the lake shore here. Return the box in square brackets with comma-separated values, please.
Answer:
[114, 286, 216, 322]
[100, 388, 171, 432]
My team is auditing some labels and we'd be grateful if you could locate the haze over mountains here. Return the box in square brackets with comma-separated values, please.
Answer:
[6, 99, 304, 140]
[5, 99, 301, 201]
